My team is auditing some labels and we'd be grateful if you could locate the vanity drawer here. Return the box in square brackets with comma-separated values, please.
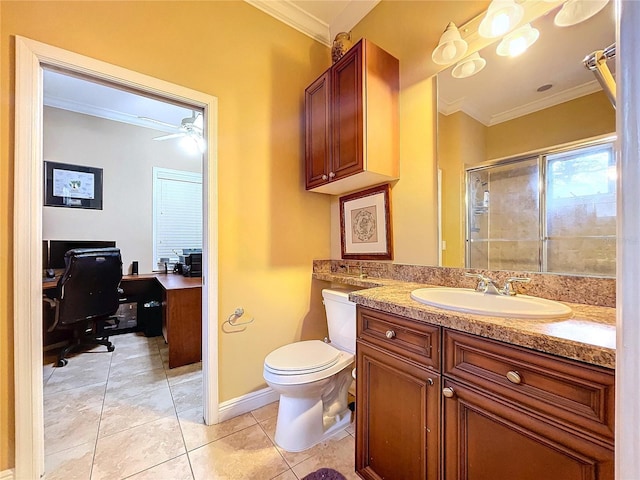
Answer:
[443, 329, 614, 442]
[357, 306, 440, 370]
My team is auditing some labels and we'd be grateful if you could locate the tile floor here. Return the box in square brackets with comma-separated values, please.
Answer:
[43, 332, 358, 480]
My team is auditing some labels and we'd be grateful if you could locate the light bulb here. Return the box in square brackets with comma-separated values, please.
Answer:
[509, 37, 527, 56]
[491, 12, 511, 37]
[443, 43, 457, 61]
[461, 61, 475, 77]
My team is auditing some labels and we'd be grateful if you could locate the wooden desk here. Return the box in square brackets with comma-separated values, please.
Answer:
[43, 273, 202, 369]
[155, 274, 202, 368]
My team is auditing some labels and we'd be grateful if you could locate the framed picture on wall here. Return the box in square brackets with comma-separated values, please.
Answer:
[44, 161, 103, 209]
[340, 183, 393, 260]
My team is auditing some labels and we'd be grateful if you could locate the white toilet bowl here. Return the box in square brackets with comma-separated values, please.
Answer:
[263, 339, 354, 452]
[263, 289, 357, 452]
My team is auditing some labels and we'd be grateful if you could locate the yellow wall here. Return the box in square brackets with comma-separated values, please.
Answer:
[439, 111, 487, 267]
[1, 0, 332, 470]
[329, 1, 490, 265]
[486, 91, 615, 160]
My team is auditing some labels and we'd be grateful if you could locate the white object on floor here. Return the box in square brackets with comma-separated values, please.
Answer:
[263, 288, 356, 452]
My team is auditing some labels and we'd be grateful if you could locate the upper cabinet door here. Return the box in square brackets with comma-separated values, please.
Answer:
[304, 39, 399, 195]
[304, 71, 331, 190]
[331, 43, 363, 181]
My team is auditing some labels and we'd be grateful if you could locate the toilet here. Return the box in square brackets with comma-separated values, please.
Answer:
[263, 288, 356, 452]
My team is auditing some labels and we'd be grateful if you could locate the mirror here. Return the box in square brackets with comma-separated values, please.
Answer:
[437, 1, 616, 275]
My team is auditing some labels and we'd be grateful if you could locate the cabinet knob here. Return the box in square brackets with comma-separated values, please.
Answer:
[329, 171, 336, 178]
[321, 174, 328, 180]
[442, 387, 455, 398]
[385, 330, 396, 339]
[506, 370, 522, 384]
[427, 378, 434, 386]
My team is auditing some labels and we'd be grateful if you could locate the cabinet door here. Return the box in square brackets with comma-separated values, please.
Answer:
[442, 379, 614, 480]
[304, 71, 331, 189]
[331, 43, 364, 181]
[356, 341, 440, 480]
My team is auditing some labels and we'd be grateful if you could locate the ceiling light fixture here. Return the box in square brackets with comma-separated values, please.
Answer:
[432, 22, 468, 65]
[452, 52, 487, 79]
[478, 0, 524, 39]
[554, 0, 609, 27]
[496, 23, 540, 57]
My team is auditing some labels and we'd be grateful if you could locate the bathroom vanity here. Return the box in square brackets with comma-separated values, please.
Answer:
[312, 262, 616, 480]
[356, 306, 614, 480]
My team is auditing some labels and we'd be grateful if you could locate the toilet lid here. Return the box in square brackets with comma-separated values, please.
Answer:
[264, 340, 341, 374]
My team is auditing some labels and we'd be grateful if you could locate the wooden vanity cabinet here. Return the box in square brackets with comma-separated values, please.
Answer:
[355, 306, 615, 480]
[442, 378, 614, 480]
[304, 39, 399, 195]
[442, 329, 615, 480]
[356, 307, 441, 480]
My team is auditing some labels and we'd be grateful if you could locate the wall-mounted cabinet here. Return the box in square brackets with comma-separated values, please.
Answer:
[355, 306, 615, 480]
[305, 39, 399, 195]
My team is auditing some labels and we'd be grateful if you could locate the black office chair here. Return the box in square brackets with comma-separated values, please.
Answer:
[44, 247, 123, 367]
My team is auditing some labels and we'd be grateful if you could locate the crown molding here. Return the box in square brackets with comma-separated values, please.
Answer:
[439, 80, 602, 127]
[43, 95, 177, 133]
[487, 80, 602, 125]
[439, 97, 490, 125]
[330, 0, 381, 40]
[245, 0, 331, 46]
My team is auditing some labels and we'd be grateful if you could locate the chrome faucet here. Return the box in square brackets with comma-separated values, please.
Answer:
[501, 277, 531, 296]
[464, 273, 490, 292]
[342, 264, 368, 279]
[464, 273, 531, 296]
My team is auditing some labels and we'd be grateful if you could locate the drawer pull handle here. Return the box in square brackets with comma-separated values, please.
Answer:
[427, 378, 434, 386]
[506, 371, 522, 384]
[442, 387, 455, 398]
[385, 330, 396, 339]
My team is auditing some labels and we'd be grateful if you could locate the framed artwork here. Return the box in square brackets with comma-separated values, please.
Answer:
[44, 161, 103, 209]
[340, 183, 393, 260]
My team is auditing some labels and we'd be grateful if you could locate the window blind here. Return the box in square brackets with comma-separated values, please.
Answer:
[153, 167, 202, 269]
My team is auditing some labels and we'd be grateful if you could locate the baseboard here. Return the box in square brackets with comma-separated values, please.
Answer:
[218, 386, 279, 423]
[0, 469, 14, 480]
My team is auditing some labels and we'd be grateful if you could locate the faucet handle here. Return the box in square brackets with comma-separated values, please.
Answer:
[502, 277, 531, 296]
[464, 272, 489, 292]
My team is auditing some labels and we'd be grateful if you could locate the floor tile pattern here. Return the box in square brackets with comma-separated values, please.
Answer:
[43, 333, 357, 479]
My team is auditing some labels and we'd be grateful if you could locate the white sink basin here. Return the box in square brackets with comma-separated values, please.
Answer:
[410, 287, 572, 320]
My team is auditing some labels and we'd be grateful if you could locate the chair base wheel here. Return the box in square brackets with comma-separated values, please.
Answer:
[107, 345, 115, 352]
[55, 358, 68, 367]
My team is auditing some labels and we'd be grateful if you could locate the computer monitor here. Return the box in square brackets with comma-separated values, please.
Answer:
[47, 240, 116, 269]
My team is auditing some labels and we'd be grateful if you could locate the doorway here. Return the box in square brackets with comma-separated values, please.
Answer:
[14, 36, 219, 479]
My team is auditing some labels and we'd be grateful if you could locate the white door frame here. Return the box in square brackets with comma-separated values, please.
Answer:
[13, 36, 219, 479]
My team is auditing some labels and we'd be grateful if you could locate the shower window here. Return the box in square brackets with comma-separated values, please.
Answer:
[466, 140, 616, 276]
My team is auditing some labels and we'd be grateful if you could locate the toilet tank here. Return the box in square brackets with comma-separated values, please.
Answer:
[322, 288, 356, 355]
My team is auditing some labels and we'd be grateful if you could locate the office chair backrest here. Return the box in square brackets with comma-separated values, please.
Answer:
[56, 248, 123, 326]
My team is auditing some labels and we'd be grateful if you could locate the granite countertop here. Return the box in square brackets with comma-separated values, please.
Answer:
[313, 272, 616, 369]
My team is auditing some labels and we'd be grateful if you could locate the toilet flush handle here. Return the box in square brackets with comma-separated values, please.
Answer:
[386, 330, 396, 339]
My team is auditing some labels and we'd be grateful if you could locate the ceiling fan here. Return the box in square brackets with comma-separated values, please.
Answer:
[139, 111, 204, 142]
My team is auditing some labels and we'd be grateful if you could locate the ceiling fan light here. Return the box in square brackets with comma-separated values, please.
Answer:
[554, 0, 609, 27]
[496, 23, 540, 57]
[432, 22, 468, 65]
[478, 0, 524, 38]
[452, 52, 487, 79]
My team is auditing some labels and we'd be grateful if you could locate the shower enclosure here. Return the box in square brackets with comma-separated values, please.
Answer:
[466, 141, 616, 276]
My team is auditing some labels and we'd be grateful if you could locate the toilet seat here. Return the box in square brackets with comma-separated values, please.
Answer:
[264, 340, 341, 375]
[264, 340, 354, 386]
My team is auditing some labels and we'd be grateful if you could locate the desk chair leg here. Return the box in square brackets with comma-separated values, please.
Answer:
[55, 322, 116, 367]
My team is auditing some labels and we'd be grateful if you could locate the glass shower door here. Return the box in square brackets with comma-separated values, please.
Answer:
[467, 158, 541, 271]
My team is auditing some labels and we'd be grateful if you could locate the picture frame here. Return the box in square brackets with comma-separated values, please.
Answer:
[340, 183, 393, 260]
[44, 161, 103, 209]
